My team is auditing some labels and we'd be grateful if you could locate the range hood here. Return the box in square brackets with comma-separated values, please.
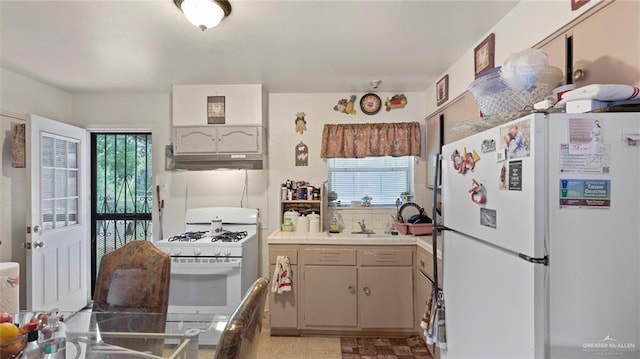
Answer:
[173, 153, 265, 170]
[172, 125, 267, 170]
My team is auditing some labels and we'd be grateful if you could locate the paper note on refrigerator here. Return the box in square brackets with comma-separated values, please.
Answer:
[559, 144, 611, 174]
[559, 179, 611, 209]
[568, 118, 608, 155]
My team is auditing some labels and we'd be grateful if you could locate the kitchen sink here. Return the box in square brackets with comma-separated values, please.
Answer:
[326, 231, 398, 238]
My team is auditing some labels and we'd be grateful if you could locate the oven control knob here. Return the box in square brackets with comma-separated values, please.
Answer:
[193, 248, 202, 256]
[214, 248, 221, 256]
[172, 248, 182, 256]
[224, 249, 232, 256]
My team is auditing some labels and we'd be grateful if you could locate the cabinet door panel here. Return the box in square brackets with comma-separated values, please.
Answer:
[269, 264, 298, 329]
[174, 127, 217, 153]
[217, 126, 260, 153]
[415, 270, 432, 331]
[359, 267, 413, 329]
[302, 266, 357, 328]
[571, 1, 639, 86]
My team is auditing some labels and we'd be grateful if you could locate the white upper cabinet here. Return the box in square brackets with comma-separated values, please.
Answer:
[174, 126, 264, 154]
[217, 126, 262, 153]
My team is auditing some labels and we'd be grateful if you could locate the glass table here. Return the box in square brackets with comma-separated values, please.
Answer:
[7, 311, 230, 359]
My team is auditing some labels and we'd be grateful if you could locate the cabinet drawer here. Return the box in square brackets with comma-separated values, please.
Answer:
[302, 248, 356, 265]
[269, 248, 298, 265]
[417, 249, 442, 287]
[359, 249, 413, 266]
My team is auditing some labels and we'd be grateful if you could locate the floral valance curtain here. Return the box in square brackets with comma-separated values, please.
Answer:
[320, 122, 421, 158]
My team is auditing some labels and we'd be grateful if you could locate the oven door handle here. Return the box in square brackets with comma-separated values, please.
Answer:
[171, 262, 241, 274]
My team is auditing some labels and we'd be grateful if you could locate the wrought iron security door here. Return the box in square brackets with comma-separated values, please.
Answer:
[90, 133, 152, 292]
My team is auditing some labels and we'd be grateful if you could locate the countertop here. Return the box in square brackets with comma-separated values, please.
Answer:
[268, 230, 442, 259]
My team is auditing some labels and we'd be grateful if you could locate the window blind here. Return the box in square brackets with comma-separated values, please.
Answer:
[328, 156, 413, 205]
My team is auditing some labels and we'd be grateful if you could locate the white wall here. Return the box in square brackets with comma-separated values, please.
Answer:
[173, 84, 263, 126]
[425, 0, 601, 115]
[0, 67, 74, 309]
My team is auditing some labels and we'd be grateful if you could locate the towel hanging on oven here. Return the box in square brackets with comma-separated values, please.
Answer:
[271, 256, 293, 294]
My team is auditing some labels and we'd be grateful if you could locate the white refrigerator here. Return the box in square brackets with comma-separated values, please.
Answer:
[440, 113, 639, 359]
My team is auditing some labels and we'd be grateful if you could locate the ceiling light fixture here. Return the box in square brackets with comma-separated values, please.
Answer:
[174, 0, 232, 31]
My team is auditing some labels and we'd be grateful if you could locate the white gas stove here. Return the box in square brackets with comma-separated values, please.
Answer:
[154, 207, 259, 345]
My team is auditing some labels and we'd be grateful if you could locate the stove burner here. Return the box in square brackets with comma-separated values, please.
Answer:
[211, 231, 248, 243]
[168, 231, 208, 242]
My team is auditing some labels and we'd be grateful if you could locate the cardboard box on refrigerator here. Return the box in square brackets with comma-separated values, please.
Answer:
[565, 99, 608, 113]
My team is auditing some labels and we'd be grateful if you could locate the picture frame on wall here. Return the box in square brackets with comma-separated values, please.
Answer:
[165, 145, 175, 170]
[207, 96, 225, 124]
[436, 74, 449, 106]
[571, 0, 589, 10]
[474, 33, 495, 78]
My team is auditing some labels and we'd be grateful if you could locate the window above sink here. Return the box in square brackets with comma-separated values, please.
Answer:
[327, 156, 414, 207]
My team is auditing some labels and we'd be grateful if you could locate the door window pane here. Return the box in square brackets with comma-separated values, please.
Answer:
[55, 199, 67, 227]
[68, 170, 77, 196]
[42, 168, 54, 199]
[55, 138, 67, 167]
[55, 169, 67, 198]
[68, 198, 78, 225]
[42, 137, 54, 167]
[42, 200, 54, 230]
[67, 142, 77, 168]
[41, 134, 81, 230]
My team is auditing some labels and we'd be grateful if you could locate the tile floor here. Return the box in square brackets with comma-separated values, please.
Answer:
[199, 308, 432, 358]
[254, 309, 342, 359]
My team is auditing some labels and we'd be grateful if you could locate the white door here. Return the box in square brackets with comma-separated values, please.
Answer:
[26, 114, 89, 311]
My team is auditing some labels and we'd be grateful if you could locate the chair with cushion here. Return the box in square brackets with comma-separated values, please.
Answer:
[92, 240, 171, 354]
[214, 277, 270, 359]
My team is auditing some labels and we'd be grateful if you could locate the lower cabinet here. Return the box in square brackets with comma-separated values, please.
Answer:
[359, 266, 413, 329]
[269, 246, 299, 332]
[301, 245, 414, 332]
[301, 266, 357, 328]
[269, 244, 416, 334]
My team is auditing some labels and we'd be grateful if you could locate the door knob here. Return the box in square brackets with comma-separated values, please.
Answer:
[33, 225, 40, 233]
[33, 241, 44, 248]
[363, 287, 371, 295]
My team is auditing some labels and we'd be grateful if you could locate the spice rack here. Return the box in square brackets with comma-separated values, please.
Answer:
[279, 185, 326, 232]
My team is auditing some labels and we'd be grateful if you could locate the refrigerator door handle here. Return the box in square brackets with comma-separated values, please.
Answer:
[518, 253, 549, 266]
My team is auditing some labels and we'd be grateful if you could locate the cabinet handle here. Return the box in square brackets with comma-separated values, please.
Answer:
[420, 260, 425, 268]
[348, 286, 355, 294]
[573, 69, 586, 82]
[363, 287, 371, 295]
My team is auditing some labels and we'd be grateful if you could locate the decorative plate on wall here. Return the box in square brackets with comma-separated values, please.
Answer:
[360, 93, 382, 115]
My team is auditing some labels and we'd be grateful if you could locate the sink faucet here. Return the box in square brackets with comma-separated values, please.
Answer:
[358, 219, 368, 233]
